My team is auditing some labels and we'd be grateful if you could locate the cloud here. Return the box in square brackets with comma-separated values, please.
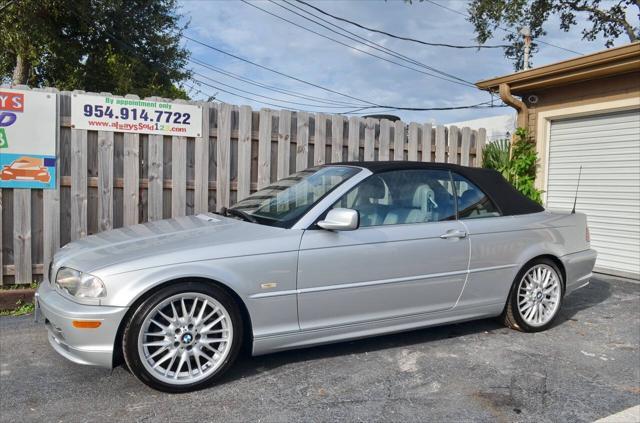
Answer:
[179, 0, 634, 123]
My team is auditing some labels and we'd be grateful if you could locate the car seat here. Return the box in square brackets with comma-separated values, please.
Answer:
[383, 184, 435, 225]
[354, 176, 387, 226]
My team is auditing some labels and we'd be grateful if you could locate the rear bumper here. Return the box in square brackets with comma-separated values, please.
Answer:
[35, 280, 128, 368]
[561, 249, 597, 295]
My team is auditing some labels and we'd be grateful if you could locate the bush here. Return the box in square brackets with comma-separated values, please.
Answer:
[482, 128, 543, 204]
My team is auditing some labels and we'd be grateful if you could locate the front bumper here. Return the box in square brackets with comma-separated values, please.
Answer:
[561, 249, 597, 295]
[36, 280, 128, 368]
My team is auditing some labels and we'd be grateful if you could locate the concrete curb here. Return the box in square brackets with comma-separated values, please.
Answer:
[595, 405, 640, 422]
[0, 289, 36, 310]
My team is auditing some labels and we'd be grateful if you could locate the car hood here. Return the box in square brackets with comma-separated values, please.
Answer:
[53, 213, 301, 276]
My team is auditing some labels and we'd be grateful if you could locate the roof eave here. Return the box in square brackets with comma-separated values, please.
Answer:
[476, 42, 640, 94]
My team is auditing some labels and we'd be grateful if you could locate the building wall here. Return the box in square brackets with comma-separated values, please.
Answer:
[521, 71, 640, 142]
[445, 114, 516, 142]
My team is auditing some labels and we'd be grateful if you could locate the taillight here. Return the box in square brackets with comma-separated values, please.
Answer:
[586, 226, 591, 243]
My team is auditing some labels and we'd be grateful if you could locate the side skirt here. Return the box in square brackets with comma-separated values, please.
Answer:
[252, 302, 503, 356]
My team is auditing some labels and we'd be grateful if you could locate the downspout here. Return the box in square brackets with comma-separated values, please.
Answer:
[498, 83, 528, 129]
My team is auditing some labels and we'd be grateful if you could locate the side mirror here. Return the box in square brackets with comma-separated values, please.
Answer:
[318, 208, 359, 231]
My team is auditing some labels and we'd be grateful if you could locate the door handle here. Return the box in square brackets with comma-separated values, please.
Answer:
[440, 230, 467, 239]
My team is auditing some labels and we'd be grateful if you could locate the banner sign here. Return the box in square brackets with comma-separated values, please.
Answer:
[0, 88, 57, 189]
[71, 94, 202, 137]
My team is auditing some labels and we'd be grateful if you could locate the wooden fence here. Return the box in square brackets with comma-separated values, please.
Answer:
[0, 89, 487, 285]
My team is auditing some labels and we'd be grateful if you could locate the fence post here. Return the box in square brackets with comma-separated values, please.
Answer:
[331, 115, 344, 163]
[277, 110, 291, 179]
[314, 113, 327, 166]
[347, 116, 360, 161]
[447, 125, 459, 164]
[194, 102, 210, 213]
[476, 128, 487, 167]
[237, 105, 252, 201]
[364, 118, 375, 161]
[296, 112, 310, 172]
[461, 126, 471, 166]
[422, 123, 433, 162]
[216, 103, 232, 211]
[379, 120, 391, 161]
[408, 122, 419, 161]
[257, 108, 272, 189]
[435, 125, 446, 163]
[393, 121, 404, 161]
[43, 87, 61, 281]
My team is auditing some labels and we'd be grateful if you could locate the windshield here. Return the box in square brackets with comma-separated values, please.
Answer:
[230, 166, 360, 228]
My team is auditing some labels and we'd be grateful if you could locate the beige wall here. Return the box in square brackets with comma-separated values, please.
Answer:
[521, 71, 640, 141]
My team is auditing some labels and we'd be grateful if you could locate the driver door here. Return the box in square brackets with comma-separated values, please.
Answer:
[297, 169, 470, 331]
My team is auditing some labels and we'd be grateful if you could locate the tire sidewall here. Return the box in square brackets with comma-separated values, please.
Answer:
[123, 282, 243, 393]
[510, 258, 564, 332]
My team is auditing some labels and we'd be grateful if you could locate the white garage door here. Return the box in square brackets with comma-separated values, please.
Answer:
[546, 108, 640, 279]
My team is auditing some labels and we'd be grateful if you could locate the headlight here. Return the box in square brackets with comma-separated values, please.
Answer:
[55, 267, 106, 298]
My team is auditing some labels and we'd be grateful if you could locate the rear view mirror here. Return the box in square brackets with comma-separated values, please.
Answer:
[318, 208, 359, 231]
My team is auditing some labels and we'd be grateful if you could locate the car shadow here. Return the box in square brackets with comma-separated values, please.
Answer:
[220, 317, 504, 386]
[216, 278, 613, 387]
[555, 276, 612, 324]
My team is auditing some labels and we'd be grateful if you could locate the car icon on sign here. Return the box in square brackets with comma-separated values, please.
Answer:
[1, 156, 51, 183]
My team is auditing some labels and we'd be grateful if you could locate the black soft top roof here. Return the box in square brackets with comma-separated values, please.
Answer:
[327, 161, 544, 216]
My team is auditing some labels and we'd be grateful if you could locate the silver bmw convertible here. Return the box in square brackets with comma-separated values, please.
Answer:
[36, 162, 596, 392]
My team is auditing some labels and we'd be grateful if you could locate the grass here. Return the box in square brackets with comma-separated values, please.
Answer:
[0, 281, 39, 290]
[0, 300, 35, 316]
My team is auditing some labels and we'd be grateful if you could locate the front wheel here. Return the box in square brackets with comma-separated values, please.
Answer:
[122, 282, 243, 393]
[502, 259, 564, 332]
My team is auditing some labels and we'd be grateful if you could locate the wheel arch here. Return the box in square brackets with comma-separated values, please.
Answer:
[525, 254, 567, 291]
[112, 276, 253, 368]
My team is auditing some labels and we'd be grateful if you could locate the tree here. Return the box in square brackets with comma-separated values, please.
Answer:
[0, 0, 191, 99]
[467, 0, 639, 70]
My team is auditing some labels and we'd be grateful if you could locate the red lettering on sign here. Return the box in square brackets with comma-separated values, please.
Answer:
[0, 92, 24, 112]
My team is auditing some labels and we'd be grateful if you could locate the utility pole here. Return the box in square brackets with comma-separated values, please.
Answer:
[520, 26, 532, 70]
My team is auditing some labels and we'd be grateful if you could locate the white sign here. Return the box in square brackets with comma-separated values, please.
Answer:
[0, 88, 57, 189]
[70, 94, 203, 137]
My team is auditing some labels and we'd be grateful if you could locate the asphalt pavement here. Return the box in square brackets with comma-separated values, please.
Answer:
[1, 275, 638, 422]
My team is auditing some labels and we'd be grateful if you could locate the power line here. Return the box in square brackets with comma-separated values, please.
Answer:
[293, 0, 508, 50]
[240, 0, 476, 88]
[273, 0, 476, 86]
[183, 34, 381, 106]
[185, 35, 507, 111]
[192, 75, 507, 113]
[192, 70, 365, 109]
[191, 77, 317, 110]
[423, 0, 584, 55]
[189, 57, 365, 107]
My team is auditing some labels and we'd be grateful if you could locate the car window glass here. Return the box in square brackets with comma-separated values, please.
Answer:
[333, 169, 456, 227]
[231, 166, 359, 227]
[453, 173, 501, 219]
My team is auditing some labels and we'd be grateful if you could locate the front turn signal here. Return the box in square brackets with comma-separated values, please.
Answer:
[72, 320, 102, 329]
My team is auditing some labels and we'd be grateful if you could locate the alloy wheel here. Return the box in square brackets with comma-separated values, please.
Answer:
[137, 293, 233, 385]
[516, 264, 562, 327]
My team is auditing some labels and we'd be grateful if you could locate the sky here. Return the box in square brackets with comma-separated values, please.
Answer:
[178, 0, 638, 124]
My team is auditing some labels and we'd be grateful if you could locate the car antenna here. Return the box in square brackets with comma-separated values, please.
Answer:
[571, 165, 582, 214]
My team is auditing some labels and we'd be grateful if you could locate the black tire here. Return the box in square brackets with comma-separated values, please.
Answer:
[122, 282, 243, 393]
[502, 258, 564, 332]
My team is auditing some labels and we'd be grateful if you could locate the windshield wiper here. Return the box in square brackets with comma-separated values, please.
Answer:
[221, 207, 257, 223]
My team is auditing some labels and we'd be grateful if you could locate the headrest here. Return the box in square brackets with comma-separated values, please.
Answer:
[460, 189, 483, 209]
[412, 185, 434, 209]
[360, 176, 386, 200]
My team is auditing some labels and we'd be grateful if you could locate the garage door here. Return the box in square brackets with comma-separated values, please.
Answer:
[546, 108, 640, 279]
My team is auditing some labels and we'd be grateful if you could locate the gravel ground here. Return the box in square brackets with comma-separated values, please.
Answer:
[0, 275, 638, 423]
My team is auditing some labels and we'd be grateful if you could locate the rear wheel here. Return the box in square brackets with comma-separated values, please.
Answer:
[502, 259, 564, 332]
[122, 282, 243, 393]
